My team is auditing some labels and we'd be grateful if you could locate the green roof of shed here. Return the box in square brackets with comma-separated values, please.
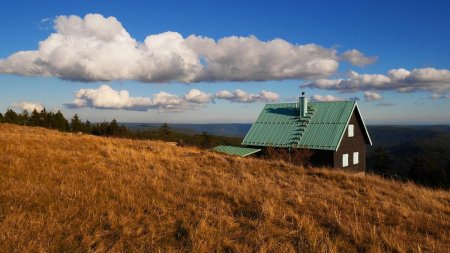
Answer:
[211, 145, 261, 157]
[242, 101, 371, 151]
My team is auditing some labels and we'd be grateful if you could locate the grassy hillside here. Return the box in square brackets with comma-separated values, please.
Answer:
[0, 124, 449, 252]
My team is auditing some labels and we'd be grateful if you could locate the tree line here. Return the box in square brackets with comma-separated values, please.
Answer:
[0, 108, 130, 137]
[0, 109, 242, 148]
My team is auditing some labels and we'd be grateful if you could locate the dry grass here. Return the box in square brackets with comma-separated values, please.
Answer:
[0, 123, 449, 253]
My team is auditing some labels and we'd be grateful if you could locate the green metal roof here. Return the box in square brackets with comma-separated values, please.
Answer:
[211, 145, 261, 157]
[242, 101, 368, 151]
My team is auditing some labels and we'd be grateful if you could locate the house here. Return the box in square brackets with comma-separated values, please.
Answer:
[239, 93, 372, 172]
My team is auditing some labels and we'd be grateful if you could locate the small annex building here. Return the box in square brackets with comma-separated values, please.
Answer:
[213, 94, 372, 172]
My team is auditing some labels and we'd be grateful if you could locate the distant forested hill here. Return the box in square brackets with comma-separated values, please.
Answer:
[367, 125, 450, 187]
[124, 123, 252, 137]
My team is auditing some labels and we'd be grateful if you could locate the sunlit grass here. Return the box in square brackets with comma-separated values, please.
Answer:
[0, 123, 449, 252]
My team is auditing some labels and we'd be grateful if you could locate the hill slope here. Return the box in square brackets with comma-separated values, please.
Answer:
[0, 124, 449, 252]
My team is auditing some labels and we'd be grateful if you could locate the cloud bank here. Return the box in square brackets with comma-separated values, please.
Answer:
[11, 101, 44, 112]
[309, 95, 347, 102]
[303, 68, 450, 96]
[215, 89, 279, 103]
[66, 85, 279, 112]
[0, 14, 341, 83]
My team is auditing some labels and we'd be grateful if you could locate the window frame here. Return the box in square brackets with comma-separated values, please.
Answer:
[348, 124, 354, 137]
[353, 152, 359, 165]
[342, 154, 349, 167]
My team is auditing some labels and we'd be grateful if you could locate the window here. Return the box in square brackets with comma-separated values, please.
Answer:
[353, 152, 359, 165]
[342, 154, 349, 167]
[348, 124, 354, 137]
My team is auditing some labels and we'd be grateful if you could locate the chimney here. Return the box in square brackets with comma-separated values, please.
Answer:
[299, 92, 307, 118]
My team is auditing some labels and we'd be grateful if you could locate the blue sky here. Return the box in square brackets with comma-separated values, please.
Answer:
[0, 0, 449, 124]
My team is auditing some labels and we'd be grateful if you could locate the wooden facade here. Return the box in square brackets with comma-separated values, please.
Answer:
[333, 111, 367, 172]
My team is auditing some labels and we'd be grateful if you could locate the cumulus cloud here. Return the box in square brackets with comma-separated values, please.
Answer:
[215, 89, 279, 103]
[309, 95, 347, 102]
[184, 89, 213, 103]
[11, 101, 44, 112]
[341, 49, 377, 67]
[364, 91, 382, 101]
[66, 85, 198, 112]
[66, 85, 278, 112]
[303, 68, 450, 95]
[0, 14, 340, 83]
[68, 85, 153, 110]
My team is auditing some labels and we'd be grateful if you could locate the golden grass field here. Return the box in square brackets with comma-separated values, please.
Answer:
[0, 123, 449, 252]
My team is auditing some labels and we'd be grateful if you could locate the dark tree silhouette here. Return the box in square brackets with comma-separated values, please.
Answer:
[159, 123, 171, 140]
[70, 114, 83, 133]
[4, 109, 19, 124]
[201, 131, 211, 148]
[52, 111, 69, 131]
[18, 110, 29, 125]
[107, 119, 120, 136]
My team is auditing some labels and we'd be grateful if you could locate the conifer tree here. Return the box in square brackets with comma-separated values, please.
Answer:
[18, 110, 30, 125]
[29, 109, 41, 126]
[159, 123, 171, 140]
[107, 119, 120, 136]
[70, 114, 83, 132]
[4, 109, 19, 124]
[53, 111, 69, 131]
[84, 120, 92, 134]
[0, 112, 3, 123]
[39, 108, 48, 127]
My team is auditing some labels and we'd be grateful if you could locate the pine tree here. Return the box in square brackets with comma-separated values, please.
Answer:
[107, 119, 120, 136]
[4, 109, 19, 124]
[159, 123, 171, 140]
[29, 109, 41, 126]
[84, 120, 92, 134]
[39, 108, 48, 127]
[70, 114, 83, 132]
[18, 110, 30, 125]
[0, 112, 3, 123]
[53, 111, 69, 131]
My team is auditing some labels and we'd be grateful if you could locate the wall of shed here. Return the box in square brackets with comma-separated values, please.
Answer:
[334, 112, 367, 172]
[310, 150, 334, 168]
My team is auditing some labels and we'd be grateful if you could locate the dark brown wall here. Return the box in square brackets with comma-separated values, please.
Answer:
[333, 112, 367, 172]
[310, 150, 334, 168]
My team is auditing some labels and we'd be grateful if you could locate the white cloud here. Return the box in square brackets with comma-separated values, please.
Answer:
[11, 101, 44, 112]
[303, 68, 450, 95]
[215, 89, 279, 103]
[185, 35, 339, 81]
[431, 93, 450, 99]
[364, 91, 382, 101]
[341, 49, 377, 67]
[184, 89, 213, 103]
[310, 95, 347, 102]
[0, 14, 340, 83]
[68, 85, 153, 110]
[66, 85, 278, 112]
[66, 85, 192, 112]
